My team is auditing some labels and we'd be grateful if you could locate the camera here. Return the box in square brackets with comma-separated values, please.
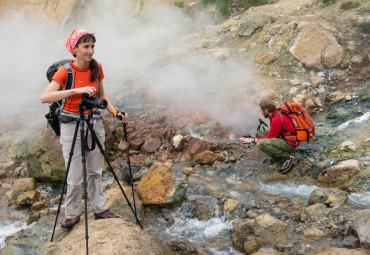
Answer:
[81, 93, 107, 109]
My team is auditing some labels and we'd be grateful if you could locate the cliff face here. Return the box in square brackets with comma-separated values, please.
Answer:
[0, 0, 79, 23]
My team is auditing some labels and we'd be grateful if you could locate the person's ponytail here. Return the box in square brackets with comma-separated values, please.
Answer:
[90, 58, 99, 82]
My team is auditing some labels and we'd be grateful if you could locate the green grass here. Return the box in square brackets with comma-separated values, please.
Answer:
[323, 0, 336, 6]
[340, 0, 361, 10]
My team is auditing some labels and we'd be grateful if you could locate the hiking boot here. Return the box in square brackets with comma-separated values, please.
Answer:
[94, 209, 119, 219]
[279, 156, 297, 174]
[61, 215, 80, 229]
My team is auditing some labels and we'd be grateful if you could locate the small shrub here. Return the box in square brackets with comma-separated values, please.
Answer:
[360, 3, 370, 12]
[340, 0, 360, 10]
[323, 0, 336, 6]
[174, 2, 184, 8]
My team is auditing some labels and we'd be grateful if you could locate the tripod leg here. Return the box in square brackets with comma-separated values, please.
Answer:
[87, 122, 143, 229]
[123, 123, 139, 220]
[51, 120, 80, 242]
[79, 118, 89, 255]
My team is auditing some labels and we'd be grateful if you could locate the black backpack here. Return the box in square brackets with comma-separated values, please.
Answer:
[45, 59, 74, 136]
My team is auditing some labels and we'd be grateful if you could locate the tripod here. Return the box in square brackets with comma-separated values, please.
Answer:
[51, 100, 143, 255]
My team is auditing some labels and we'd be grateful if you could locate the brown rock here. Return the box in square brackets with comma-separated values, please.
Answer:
[190, 150, 225, 167]
[353, 209, 370, 249]
[128, 133, 145, 150]
[136, 164, 185, 206]
[322, 44, 343, 68]
[28, 128, 66, 183]
[40, 218, 174, 255]
[303, 227, 326, 240]
[181, 137, 212, 161]
[130, 155, 146, 167]
[16, 190, 39, 205]
[239, 180, 257, 191]
[104, 183, 144, 221]
[142, 138, 161, 153]
[329, 91, 345, 103]
[135, 122, 146, 133]
[310, 77, 325, 88]
[289, 22, 343, 70]
[166, 240, 198, 255]
[257, 52, 278, 65]
[31, 201, 48, 211]
[9, 177, 36, 200]
[232, 213, 291, 254]
[318, 160, 361, 190]
[309, 188, 348, 206]
[313, 246, 368, 255]
[27, 211, 40, 225]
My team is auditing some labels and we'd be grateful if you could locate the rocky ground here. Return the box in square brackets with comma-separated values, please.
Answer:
[0, 0, 370, 254]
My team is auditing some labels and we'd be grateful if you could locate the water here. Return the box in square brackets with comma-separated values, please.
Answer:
[165, 215, 234, 242]
[348, 192, 370, 208]
[258, 182, 321, 199]
[0, 220, 28, 249]
[336, 112, 370, 130]
[258, 182, 370, 208]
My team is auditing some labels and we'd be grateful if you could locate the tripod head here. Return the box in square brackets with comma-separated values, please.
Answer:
[257, 118, 269, 131]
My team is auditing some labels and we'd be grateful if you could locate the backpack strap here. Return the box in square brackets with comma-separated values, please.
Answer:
[60, 63, 74, 112]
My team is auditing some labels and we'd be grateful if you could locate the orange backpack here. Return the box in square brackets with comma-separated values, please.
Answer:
[279, 102, 315, 149]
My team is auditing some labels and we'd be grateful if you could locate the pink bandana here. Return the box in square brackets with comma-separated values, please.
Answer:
[64, 29, 89, 54]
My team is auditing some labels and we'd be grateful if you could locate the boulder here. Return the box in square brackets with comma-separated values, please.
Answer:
[28, 129, 66, 183]
[9, 177, 36, 200]
[166, 240, 198, 255]
[329, 91, 345, 103]
[128, 133, 145, 150]
[142, 138, 161, 153]
[136, 164, 185, 206]
[31, 201, 48, 211]
[353, 209, 370, 249]
[303, 227, 327, 241]
[318, 160, 362, 190]
[190, 150, 225, 167]
[308, 188, 348, 206]
[181, 137, 212, 161]
[39, 218, 174, 255]
[104, 183, 144, 221]
[289, 22, 343, 70]
[224, 199, 239, 212]
[232, 213, 292, 254]
[301, 203, 329, 221]
[313, 246, 368, 255]
[339, 141, 357, 152]
[194, 196, 219, 220]
[16, 190, 39, 205]
[238, 11, 277, 37]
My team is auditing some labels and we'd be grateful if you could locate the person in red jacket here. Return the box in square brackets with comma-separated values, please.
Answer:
[240, 98, 297, 173]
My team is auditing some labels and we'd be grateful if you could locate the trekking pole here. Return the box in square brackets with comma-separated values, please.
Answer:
[119, 112, 141, 226]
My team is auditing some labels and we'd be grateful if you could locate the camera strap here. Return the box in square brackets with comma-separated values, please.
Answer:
[84, 110, 96, 152]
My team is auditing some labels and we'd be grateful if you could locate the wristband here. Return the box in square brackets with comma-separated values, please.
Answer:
[252, 138, 256, 143]
[111, 110, 118, 117]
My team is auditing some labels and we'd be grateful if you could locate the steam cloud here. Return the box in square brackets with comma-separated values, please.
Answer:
[0, 0, 260, 139]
